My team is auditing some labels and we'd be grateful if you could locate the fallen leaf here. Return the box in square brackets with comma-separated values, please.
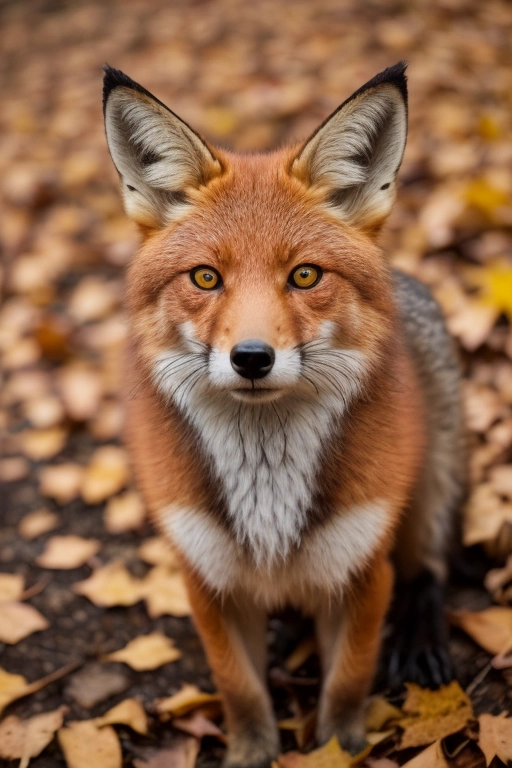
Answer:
[104, 632, 181, 671]
[18, 509, 60, 539]
[400, 741, 449, 768]
[66, 663, 129, 709]
[278, 709, 316, 749]
[463, 483, 512, 547]
[365, 697, 403, 732]
[104, 490, 145, 533]
[0, 601, 49, 644]
[95, 698, 148, 735]
[36, 535, 100, 569]
[68, 277, 119, 323]
[141, 565, 191, 618]
[450, 607, 512, 655]
[39, 463, 85, 505]
[133, 739, 199, 768]
[20, 427, 67, 460]
[0, 573, 24, 602]
[58, 720, 122, 768]
[399, 682, 473, 749]
[22, 395, 65, 429]
[73, 561, 144, 607]
[173, 711, 226, 742]
[478, 713, 512, 766]
[0, 456, 30, 482]
[484, 556, 512, 605]
[0, 706, 66, 768]
[156, 684, 221, 719]
[81, 445, 129, 504]
[277, 735, 353, 768]
[0, 663, 77, 716]
[137, 537, 181, 568]
[58, 362, 103, 422]
[285, 636, 316, 672]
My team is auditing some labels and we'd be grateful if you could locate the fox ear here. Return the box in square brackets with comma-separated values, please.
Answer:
[103, 66, 221, 228]
[291, 62, 408, 232]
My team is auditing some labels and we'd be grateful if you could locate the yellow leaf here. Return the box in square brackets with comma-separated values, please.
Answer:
[104, 491, 145, 533]
[73, 561, 144, 607]
[81, 445, 129, 504]
[365, 696, 403, 732]
[95, 698, 148, 735]
[463, 180, 510, 220]
[0, 573, 24, 602]
[155, 684, 221, 719]
[0, 602, 49, 644]
[278, 736, 353, 768]
[18, 509, 60, 540]
[0, 706, 66, 767]
[39, 463, 85, 505]
[58, 721, 122, 768]
[137, 537, 181, 568]
[284, 636, 316, 672]
[449, 607, 512, 655]
[465, 259, 512, 322]
[36, 535, 100, 569]
[399, 682, 473, 748]
[104, 632, 181, 671]
[20, 427, 67, 460]
[0, 668, 29, 716]
[141, 565, 191, 618]
[478, 713, 512, 766]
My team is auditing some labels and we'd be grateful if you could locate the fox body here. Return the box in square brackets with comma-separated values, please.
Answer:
[103, 63, 465, 766]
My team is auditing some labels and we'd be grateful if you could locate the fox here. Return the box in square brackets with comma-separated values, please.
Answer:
[102, 62, 466, 767]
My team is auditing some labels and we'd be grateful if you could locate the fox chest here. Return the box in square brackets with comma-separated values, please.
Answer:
[187, 400, 334, 565]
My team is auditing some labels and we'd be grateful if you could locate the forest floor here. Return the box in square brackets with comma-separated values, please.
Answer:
[1, 0, 512, 767]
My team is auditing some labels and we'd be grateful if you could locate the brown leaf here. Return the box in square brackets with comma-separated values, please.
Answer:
[81, 445, 129, 504]
[277, 735, 353, 768]
[399, 682, 473, 749]
[141, 565, 191, 618]
[39, 463, 85, 505]
[449, 607, 512, 655]
[137, 537, 181, 568]
[36, 535, 100, 569]
[400, 741, 449, 768]
[463, 483, 512, 547]
[104, 632, 181, 671]
[156, 684, 221, 719]
[0, 456, 30, 483]
[284, 636, 316, 672]
[484, 555, 512, 605]
[20, 427, 67, 460]
[95, 698, 148, 735]
[0, 573, 24, 602]
[133, 739, 199, 768]
[58, 363, 103, 422]
[18, 509, 60, 540]
[173, 711, 226, 742]
[478, 713, 512, 766]
[104, 490, 145, 533]
[73, 561, 144, 607]
[278, 709, 316, 750]
[68, 277, 119, 323]
[0, 601, 49, 644]
[22, 395, 64, 429]
[58, 721, 122, 768]
[66, 663, 129, 709]
[0, 706, 66, 767]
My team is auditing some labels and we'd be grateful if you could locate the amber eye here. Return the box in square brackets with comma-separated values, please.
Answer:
[288, 264, 322, 289]
[190, 266, 222, 290]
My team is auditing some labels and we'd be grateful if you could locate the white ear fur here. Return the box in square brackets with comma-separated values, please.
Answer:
[103, 68, 221, 228]
[291, 64, 408, 230]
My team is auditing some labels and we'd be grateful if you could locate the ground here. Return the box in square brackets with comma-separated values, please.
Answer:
[1, 0, 512, 766]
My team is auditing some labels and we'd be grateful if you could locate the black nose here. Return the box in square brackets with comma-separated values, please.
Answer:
[230, 339, 275, 380]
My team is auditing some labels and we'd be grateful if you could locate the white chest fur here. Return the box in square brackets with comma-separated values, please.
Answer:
[165, 500, 390, 610]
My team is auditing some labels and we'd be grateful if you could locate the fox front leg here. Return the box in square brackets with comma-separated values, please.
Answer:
[315, 556, 393, 754]
[183, 569, 279, 768]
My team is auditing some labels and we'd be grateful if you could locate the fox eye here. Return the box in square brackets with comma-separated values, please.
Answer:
[190, 266, 222, 291]
[288, 264, 322, 290]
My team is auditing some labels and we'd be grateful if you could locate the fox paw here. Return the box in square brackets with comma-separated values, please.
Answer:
[387, 570, 454, 689]
[224, 725, 279, 768]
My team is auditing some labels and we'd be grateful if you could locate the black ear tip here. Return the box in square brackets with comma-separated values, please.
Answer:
[102, 65, 149, 113]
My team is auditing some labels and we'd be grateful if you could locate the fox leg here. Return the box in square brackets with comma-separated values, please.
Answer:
[315, 556, 393, 754]
[183, 569, 278, 768]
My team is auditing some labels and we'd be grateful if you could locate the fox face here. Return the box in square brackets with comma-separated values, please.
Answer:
[104, 65, 407, 415]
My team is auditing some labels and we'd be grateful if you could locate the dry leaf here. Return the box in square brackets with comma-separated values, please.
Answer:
[478, 713, 512, 766]
[104, 632, 181, 671]
[399, 682, 473, 749]
[0, 573, 24, 602]
[0, 456, 30, 482]
[73, 561, 144, 607]
[104, 490, 145, 533]
[400, 741, 448, 768]
[22, 395, 64, 429]
[156, 684, 221, 719]
[36, 535, 100, 569]
[365, 697, 403, 732]
[68, 277, 119, 323]
[81, 445, 129, 504]
[95, 698, 148, 735]
[141, 565, 191, 618]
[137, 537, 181, 568]
[277, 735, 353, 768]
[39, 463, 85, 505]
[463, 483, 512, 547]
[278, 709, 316, 749]
[285, 637, 316, 672]
[173, 711, 226, 742]
[450, 607, 512, 655]
[484, 556, 512, 605]
[0, 706, 66, 767]
[0, 601, 49, 644]
[58, 720, 122, 768]
[133, 739, 199, 768]
[20, 427, 67, 460]
[0, 668, 29, 716]
[66, 663, 129, 709]
[18, 509, 60, 539]
[58, 363, 103, 422]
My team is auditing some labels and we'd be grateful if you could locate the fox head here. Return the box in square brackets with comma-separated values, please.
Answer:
[103, 64, 408, 413]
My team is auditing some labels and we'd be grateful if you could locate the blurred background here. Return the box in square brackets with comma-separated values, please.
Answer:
[0, 0, 512, 765]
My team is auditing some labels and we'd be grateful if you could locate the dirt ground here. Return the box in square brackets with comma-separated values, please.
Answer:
[1, 0, 512, 766]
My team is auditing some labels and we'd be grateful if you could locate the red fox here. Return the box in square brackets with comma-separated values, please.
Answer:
[103, 62, 466, 766]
